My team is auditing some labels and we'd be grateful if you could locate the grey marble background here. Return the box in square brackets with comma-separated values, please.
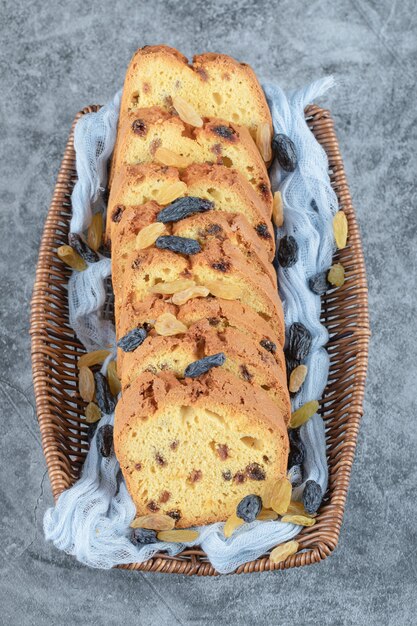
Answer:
[1, 0, 416, 624]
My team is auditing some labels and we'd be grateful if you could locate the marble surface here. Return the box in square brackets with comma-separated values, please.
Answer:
[1, 0, 416, 624]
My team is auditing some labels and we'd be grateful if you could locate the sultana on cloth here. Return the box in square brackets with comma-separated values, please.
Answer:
[44, 77, 336, 574]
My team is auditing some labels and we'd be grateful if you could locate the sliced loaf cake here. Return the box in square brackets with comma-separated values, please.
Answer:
[109, 47, 290, 531]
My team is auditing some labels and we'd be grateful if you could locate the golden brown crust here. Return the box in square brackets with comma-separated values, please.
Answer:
[115, 369, 287, 442]
[137, 44, 189, 64]
[183, 162, 273, 222]
[172, 211, 276, 286]
[106, 163, 180, 241]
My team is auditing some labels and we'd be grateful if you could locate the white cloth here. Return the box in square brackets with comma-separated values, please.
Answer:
[44, 78, 336, 574]
[68, 258, 114, 352]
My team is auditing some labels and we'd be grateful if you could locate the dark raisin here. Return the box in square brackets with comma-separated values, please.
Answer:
[240, 365, 253, 382]
[309, 271, 330, 295]
[272, 133, 298, 172]
[134, 462, 142, 471]
[207, 317, 220, 326]
[233, 471, 246, 484]
[117, 326, 147, 352]
[222, 470, 232, 481]
[205, 223, 222, 235]
[94, 373, 116, 414]
[286, 322, 312, 362]
[147, 501, 160, 512]
[131, 528, 157, 545]
[167, 510, 182, 521]
[236, 494, 262, 522]
[285, 357, 300, 382]
[259, 182, 270, 197]
[196, 67, 208, 81]
[155, 453, 166, 467]
[255, 223, 271, 239]
[212, 125, 236, 140]
[156, 197, 214, 223]
[288, 428, 306, 468]
[184, 352, 226, 378]
[310, 198, 319, 212]
[277, 235, 298, 267]
[131, 119, 147, 135]
[96, 424, 114, 457]
[188, 469, 202, 483]
[159, 490, 171, 503]
[212, 260, 230, 272]
[260, 339, 276, 354]
[87, 422, 98, 444]
[155, 235, 201, 255]
[303, 480, 323, 514]
[216, 444, 229, 460]
[111, 205, 124, 223]
[68, 233, 99, 263]
[246, 463, 266, 481]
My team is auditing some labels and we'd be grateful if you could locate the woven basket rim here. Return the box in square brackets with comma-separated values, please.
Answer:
[30, 104, 370, 576]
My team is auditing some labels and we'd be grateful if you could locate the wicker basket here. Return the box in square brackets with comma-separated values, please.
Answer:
[30, 105, 370, 575]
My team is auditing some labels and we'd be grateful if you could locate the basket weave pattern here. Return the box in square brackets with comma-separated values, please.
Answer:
[30, 105, 370, 575]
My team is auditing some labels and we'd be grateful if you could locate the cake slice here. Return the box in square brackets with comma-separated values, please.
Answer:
[117, 319, 289, 414]
[110, 108, 272, 215]
[114, 369, 289, 528]
[118, 45, 272, 140]
[106, 163, 273, 250]
[116, 296, 285, 354]
[111, 202, 276, 291]
[115, 244, 284, 338]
